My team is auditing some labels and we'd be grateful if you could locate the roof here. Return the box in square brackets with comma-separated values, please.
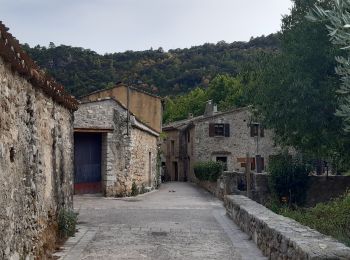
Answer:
[80, 83, 162, 100]
[0, 22, 78, 111]
[79, 97, 160, 136]
[162, 106, 251, 131]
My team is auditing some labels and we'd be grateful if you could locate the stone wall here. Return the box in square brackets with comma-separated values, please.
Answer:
[198, 171, 350, 207]
[225, 195, 350, 259]
[0, 57, 74, 259]
[197, 172, 270, 204]
[306, 176, 350, 207]
[129, 127, 158, 189]
[192, 109, 278, 179]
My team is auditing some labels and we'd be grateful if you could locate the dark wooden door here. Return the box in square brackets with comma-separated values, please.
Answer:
[174, 162, 178, 181]
[74, 133, 102, 194]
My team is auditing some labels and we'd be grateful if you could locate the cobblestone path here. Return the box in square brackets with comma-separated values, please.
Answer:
[54, 182, 266, 260]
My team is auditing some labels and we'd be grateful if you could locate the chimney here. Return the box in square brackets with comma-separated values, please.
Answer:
[213, 104, 218, 113]
[204, 100, 217, 116]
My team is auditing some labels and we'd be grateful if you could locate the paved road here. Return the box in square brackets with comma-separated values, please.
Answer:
[55, 182, 266, 260]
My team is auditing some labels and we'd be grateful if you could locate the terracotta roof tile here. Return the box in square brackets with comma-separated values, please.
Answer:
[0, 21, 78, 111]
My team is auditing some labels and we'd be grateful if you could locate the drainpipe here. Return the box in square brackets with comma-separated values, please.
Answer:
[127, 85, 130, 136]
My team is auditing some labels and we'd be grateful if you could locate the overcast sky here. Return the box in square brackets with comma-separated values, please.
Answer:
[0, 0, 293, 54]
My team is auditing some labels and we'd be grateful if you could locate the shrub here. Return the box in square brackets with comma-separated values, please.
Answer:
[194, 161, 223, 182]
[58, 208, 77, 238]
[131, 180, 139, 196]
[268, 153, 311, 206]
[276, 191, 350, 246]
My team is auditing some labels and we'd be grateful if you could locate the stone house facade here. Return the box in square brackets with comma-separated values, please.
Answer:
[0, 22, 78, 259]
[74, 97, 159, 196]
[162, 101, 278, 182]
[80, 83, 162, 132]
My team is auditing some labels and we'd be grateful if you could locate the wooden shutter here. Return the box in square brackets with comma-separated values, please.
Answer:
[260, 126, 265, 137]
[250, 125, 255, 137]
[261, 157, 265, 170]
[224, 124, 230, 137]
[209, 123, 215, 137]
[251, 157, 256, 170]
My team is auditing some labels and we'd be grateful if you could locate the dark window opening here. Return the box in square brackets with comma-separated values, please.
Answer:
[187, 131, 190, 143]
[215, 124, 225, 136]
[209, 123, 230, 137]
[250, 124, 259, 137]
[10, 147, 15, 162]
[216, 156, 228, 171]
[260, 126, 265, 137]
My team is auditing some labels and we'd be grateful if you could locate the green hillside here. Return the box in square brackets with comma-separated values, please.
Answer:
[22, 34, 279, 97]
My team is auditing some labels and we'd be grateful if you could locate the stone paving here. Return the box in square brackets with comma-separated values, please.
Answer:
[54, 182, 266, 260]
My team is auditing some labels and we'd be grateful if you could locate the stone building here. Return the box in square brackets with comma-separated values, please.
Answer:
[80, 83, 162, 132]
[74, 86, 161, 196]
[162, 101, 278, 182]
[0, 22, 78, 259]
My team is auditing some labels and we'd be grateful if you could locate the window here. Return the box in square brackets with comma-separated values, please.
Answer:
[187, 131, 190, 143]
[250, 124, 259, 137]
[250, 123, 265, 137]
[209, 123, 230, 137]
[216, 156, 228, 171]
[215, 124, 225, 136]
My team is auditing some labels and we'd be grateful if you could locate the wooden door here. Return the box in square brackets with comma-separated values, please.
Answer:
[74, 133, 102, 194]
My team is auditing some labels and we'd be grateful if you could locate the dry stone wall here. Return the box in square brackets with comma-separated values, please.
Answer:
[225, 195, 350, 259]
[0, 57, 74, 259]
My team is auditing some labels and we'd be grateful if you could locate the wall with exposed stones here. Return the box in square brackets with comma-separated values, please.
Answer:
[129, 127, 158, 189]
[225, 195, 350, 259]
[191, 109, 278, 181]
[0, 57, 74, 259]
[196, 172, 269, 204]
[74, 99, 158, 197]
[198, 171, 350, 207]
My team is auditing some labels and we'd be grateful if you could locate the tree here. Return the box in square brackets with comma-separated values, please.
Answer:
[307, 0, 350, 132]
[252, 0, 350, 171]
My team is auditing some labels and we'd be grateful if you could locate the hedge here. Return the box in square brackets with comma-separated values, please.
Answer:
[194, 161, 223, 182]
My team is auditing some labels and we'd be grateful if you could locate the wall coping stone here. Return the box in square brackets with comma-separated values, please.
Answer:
[225, 195, 350, 259]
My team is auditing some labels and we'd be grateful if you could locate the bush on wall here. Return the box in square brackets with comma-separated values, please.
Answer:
[194, 161, 223, 182]
[268, 152, 311, 206]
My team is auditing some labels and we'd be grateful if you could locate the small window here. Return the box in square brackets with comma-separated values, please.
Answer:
[187, 131, 190, 143]
[216, 156, 228, 171]
[209, 123, 230, 137]
[215, 124, 225, 136]
[250, 124, 259, 137]
[260, 126, 265, 137]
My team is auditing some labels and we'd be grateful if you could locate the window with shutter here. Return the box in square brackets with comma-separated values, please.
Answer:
[209, 123, 215, 137]
[224, 124, 230, 137]
[260, 126, 265, 137]
[250, 124, 259, 137]
[210, 123, 230, 137]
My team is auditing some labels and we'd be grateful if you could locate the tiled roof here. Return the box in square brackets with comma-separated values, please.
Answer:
[0, 21, 78, 110]
[163, 106, 250, 130]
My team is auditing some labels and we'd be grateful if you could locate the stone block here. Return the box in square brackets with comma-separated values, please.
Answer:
[225, 195, 350, 259]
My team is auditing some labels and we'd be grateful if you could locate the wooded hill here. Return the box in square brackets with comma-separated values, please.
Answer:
[22, 34, 279, 97]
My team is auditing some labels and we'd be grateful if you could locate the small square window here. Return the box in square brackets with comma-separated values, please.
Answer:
[214, 124, 225, 136]
[216, 156, 228, 171]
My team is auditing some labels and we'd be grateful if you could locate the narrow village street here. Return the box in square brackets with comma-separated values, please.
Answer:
[55, 182, 266, 260]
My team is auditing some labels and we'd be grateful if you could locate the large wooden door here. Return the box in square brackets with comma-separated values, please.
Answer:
[74, 133, 102, 194]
